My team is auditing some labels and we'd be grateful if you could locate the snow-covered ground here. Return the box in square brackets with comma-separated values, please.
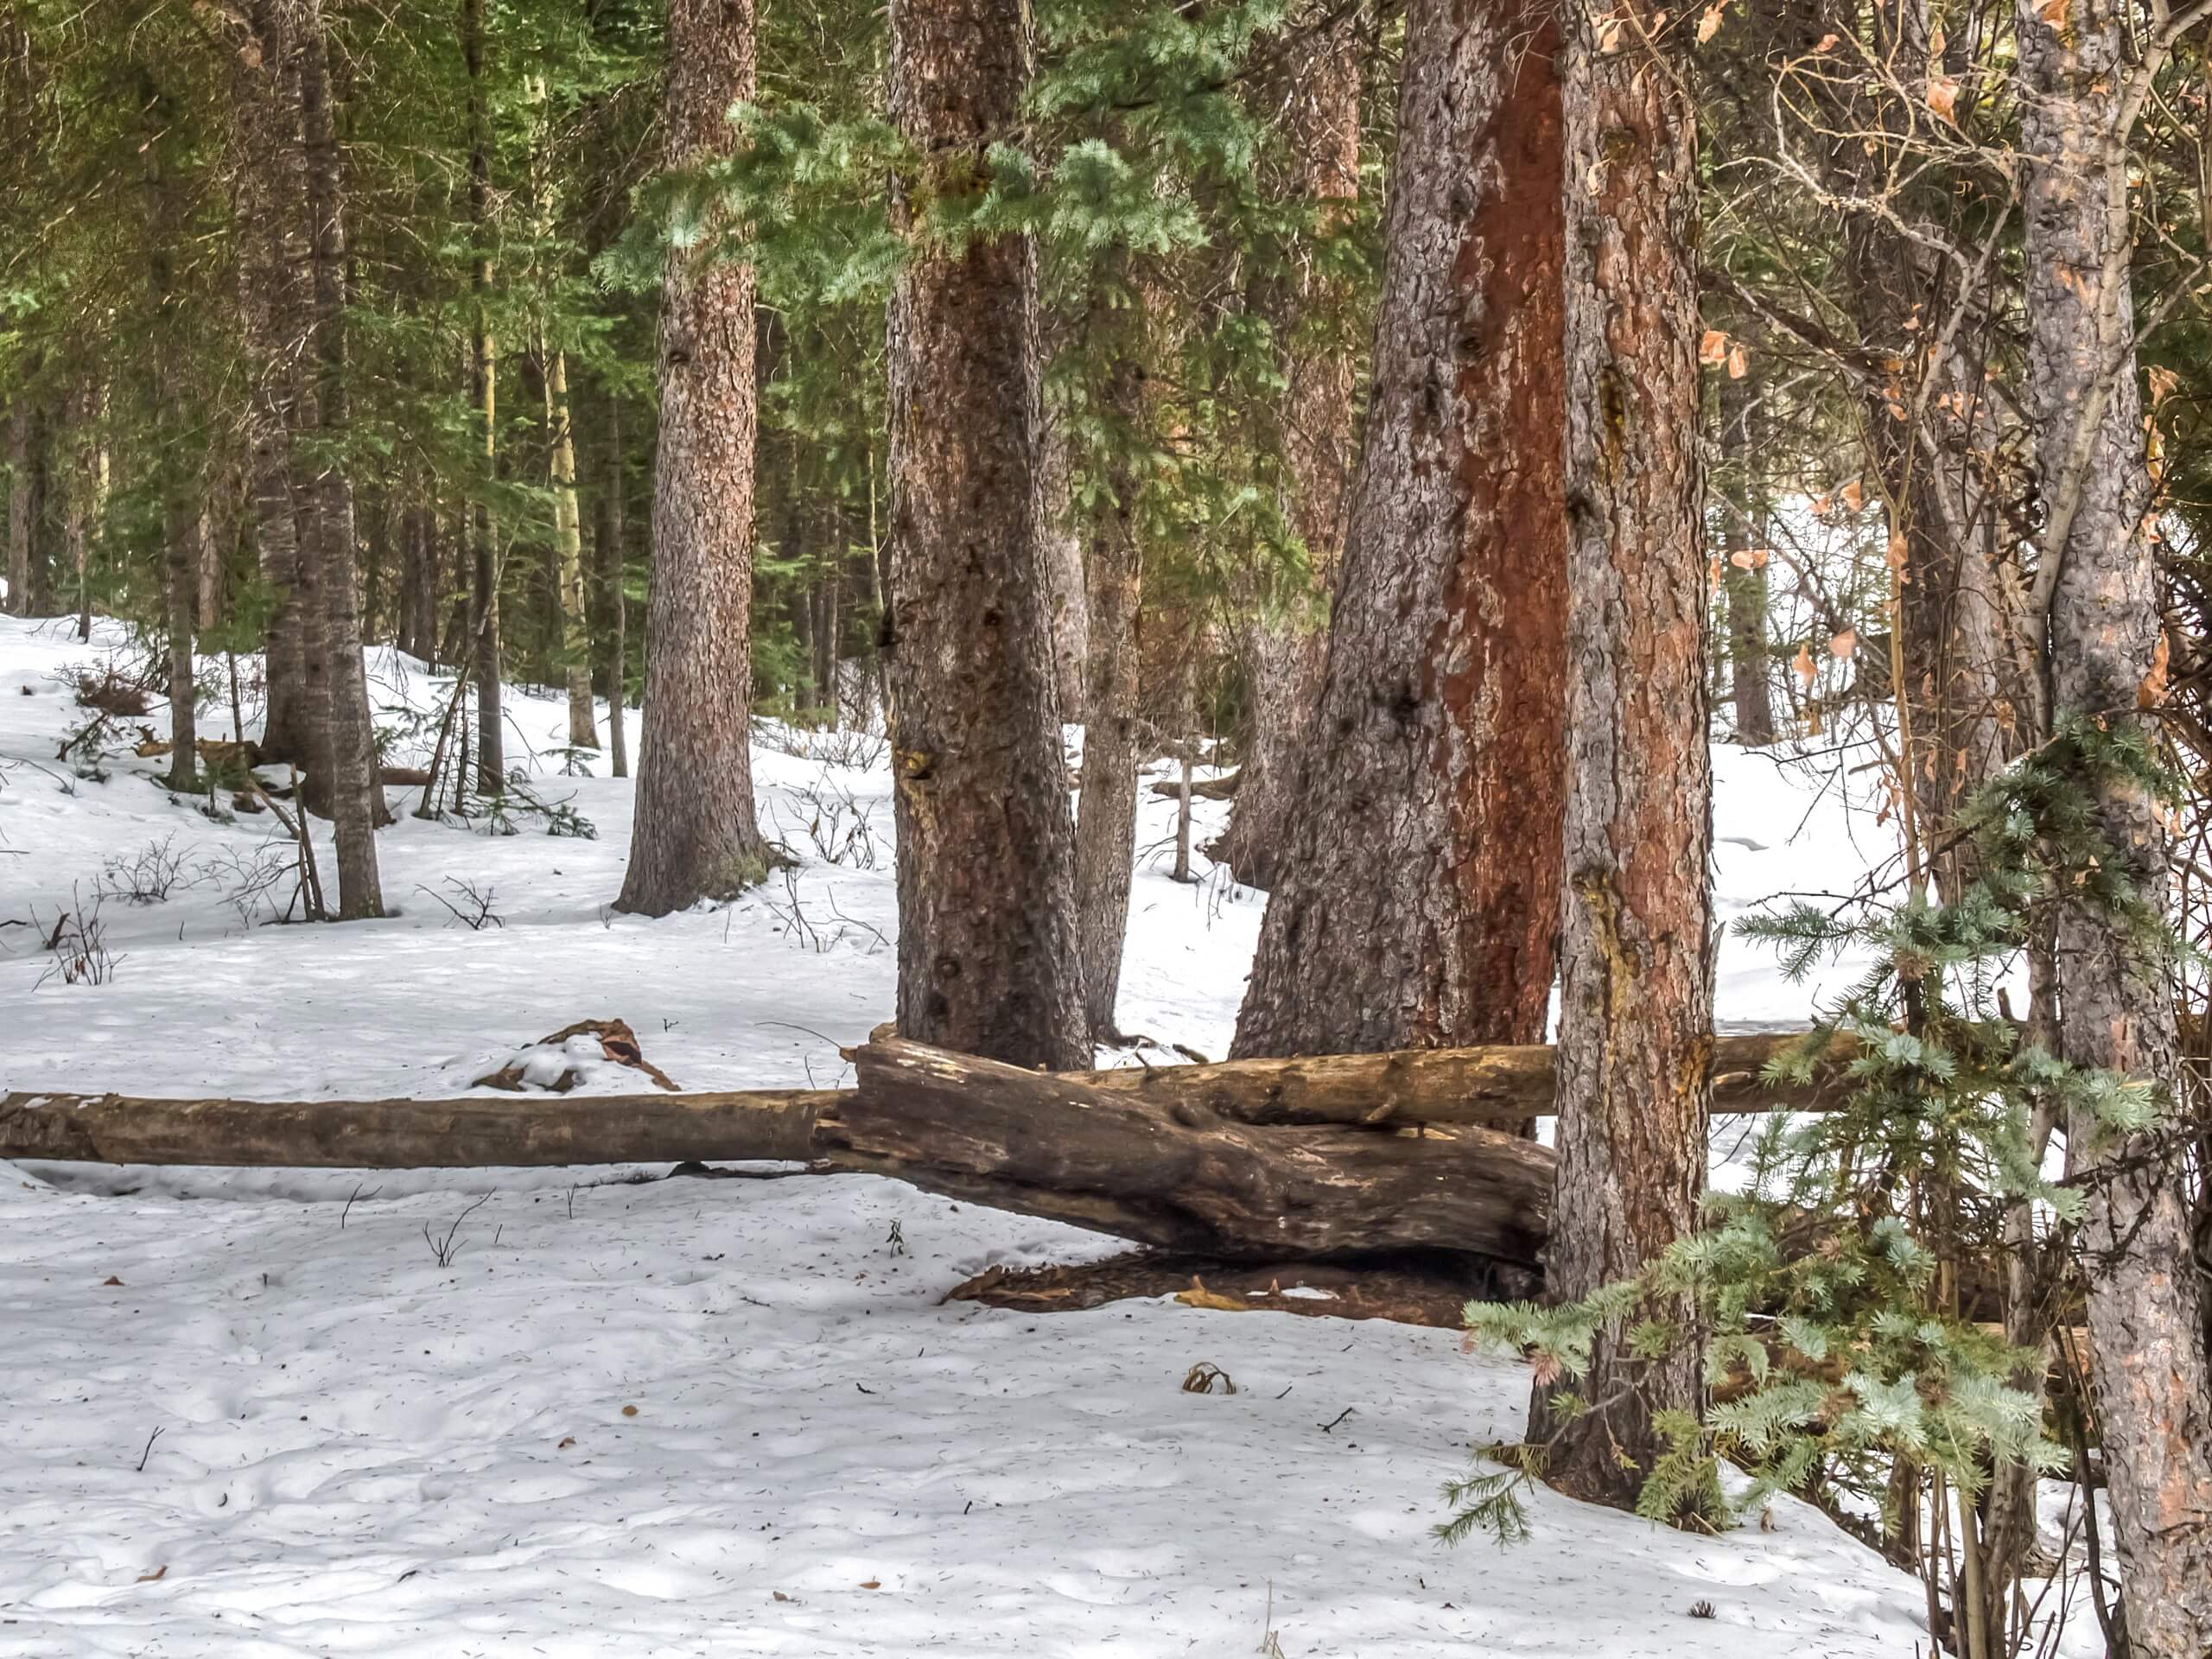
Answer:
[0, 613, 1937, 1656]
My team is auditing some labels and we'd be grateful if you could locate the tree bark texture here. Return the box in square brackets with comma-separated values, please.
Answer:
[2019, 3, 2212, 1649]
[1211, 3, 1363, 891]
[143, 85, 199, 794]
[4, 399, 31, 616]
[1718, 373, 1776, 746]
[882, 0, 1087, 1070]
[296, 0, 385, 918]
[1231, 0, 1568, 1061]
[1533, 1, 1713, 1511]
[613, 0, 771, 916]
[596, 391, 629, 778]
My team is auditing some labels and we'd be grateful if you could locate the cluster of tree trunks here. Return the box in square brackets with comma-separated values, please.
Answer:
[0, 1032, 1844, 1268]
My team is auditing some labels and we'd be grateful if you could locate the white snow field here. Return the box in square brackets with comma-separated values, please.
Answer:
[0, 613, 1936, 1656]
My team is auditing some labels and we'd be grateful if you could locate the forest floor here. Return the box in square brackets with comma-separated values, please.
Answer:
[0, 613, 1961, 1656]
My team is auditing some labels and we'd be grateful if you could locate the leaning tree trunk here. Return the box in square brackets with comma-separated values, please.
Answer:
[544, 346, 598, 750]
[2018, 3, 2212, 1649]
[1231, 0, 1567, 1062]
[1073, 278, 1147, 1044]
[296, 0, 384, 919]
[613, 0, 772, 915]
[1530, 0, 1713, 1513]
[1210, 4, 1361, 891]
[881, 0, 1086, 1070]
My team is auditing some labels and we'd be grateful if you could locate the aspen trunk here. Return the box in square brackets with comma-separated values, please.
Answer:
[882, 0, 1086, 1070]
[613, 0, 772, 914]
[544, 346, 598, 750]
[1534, 0, 1713, 1510]
[1232, 0, 1567, 1060]
[2018, 3, 2212, 1648]
[1211, 3, 1361, 891]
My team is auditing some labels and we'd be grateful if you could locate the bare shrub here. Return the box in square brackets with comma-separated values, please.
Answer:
[98, 834, 202, 905]
[35, 887, 123, 987]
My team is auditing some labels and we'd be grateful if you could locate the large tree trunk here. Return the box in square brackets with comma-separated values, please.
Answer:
[544, 346, 598, 750]
[227, 0, 313, 768]
[1073, 282, 1147, 1043]
[613, 0, 771, 915]
[1531, 0, 1712, 1512]
[1231, 0, 1567, 1060]
[463, 0, 503, 794]
[2018, 3, 2212, 1649]
[1210, 3, 1361, 891]
[295, 0, 384, 918]
[881, 0, 1086, 1070]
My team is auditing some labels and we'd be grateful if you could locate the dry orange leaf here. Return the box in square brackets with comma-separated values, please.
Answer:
[1829, 628, 1859, 658]
[1696, 2, 1726, 42]
[1815, 30, 1840, 49]
[859, 1580, 881, 1591]
[1793, 643, 1817, 689]
[2037, 0, 2068, 24]
[1726, 341, 1749, 379]
[1887, 531, 1909, 574]
[1840, 479, 1866, 512]
[1927, 73, 1961, 124]
[620, 1405, 639, 1418]
[137, 1566, 168, 1584]
[1699, 328, 1731, 365]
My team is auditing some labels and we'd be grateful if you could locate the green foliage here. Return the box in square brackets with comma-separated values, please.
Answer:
[1447, 721, 2187, 1548]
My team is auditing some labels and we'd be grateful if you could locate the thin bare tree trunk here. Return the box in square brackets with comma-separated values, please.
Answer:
[1074, 282, 1147, 1044]
[143, 73, 199, 792]
[883, 0, 1086, 1070]
[3, 400, 26, 616]
[1719, 374, 1777, 747]
[1231, 0, 1568, 1061]
[464, 0, 503, 793]
[598, 392, 628, 778]
[1211, 5, 1362, 890]
[1530, 0, 1712, 1511]
[613, 0, 771, 915]
[544, 346, 597, 749]
[2018, 3, 2212, 1649]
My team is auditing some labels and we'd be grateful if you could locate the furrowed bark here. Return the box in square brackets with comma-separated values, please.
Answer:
[613, 0, 772, 915]
[1232, 0, 1567, 1060]
[1534, 0, 1713, 1510]
[882, 0, 1086, 1069]
[2019, 2, 2212, 1648]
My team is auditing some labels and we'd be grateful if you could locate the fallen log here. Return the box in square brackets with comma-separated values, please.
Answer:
[1083, 1029, 1850, 1128]
[0, 1032, 1847, 1268]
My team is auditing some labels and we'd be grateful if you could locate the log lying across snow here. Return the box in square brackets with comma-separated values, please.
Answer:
[0, 1031, 1845, 1269]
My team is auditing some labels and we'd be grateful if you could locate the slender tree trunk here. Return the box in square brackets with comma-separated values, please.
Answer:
[1719, 374, 1777, 746]
[1036, 390, 1089, 721]
[544, 346, 597, 749]
[598, 392, 629, 778]
[1230, 0, 1568, 1061]
[229, 0, 315, 767]
[2019, 3, 2212, 1649]
[463, 0, 503, 793]
[613, 0, 771, 915]
[1073, 280, 1147, 1044]
[143, 74, 199, 792]
[3, 401, 26, 617]
[1529, 0, 1712, 1512]
[296, 0, 384, 918]
[883, 0, 1086, 1070]
[1211, 3, 1362, 891]
[63, 379, 94, 639]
